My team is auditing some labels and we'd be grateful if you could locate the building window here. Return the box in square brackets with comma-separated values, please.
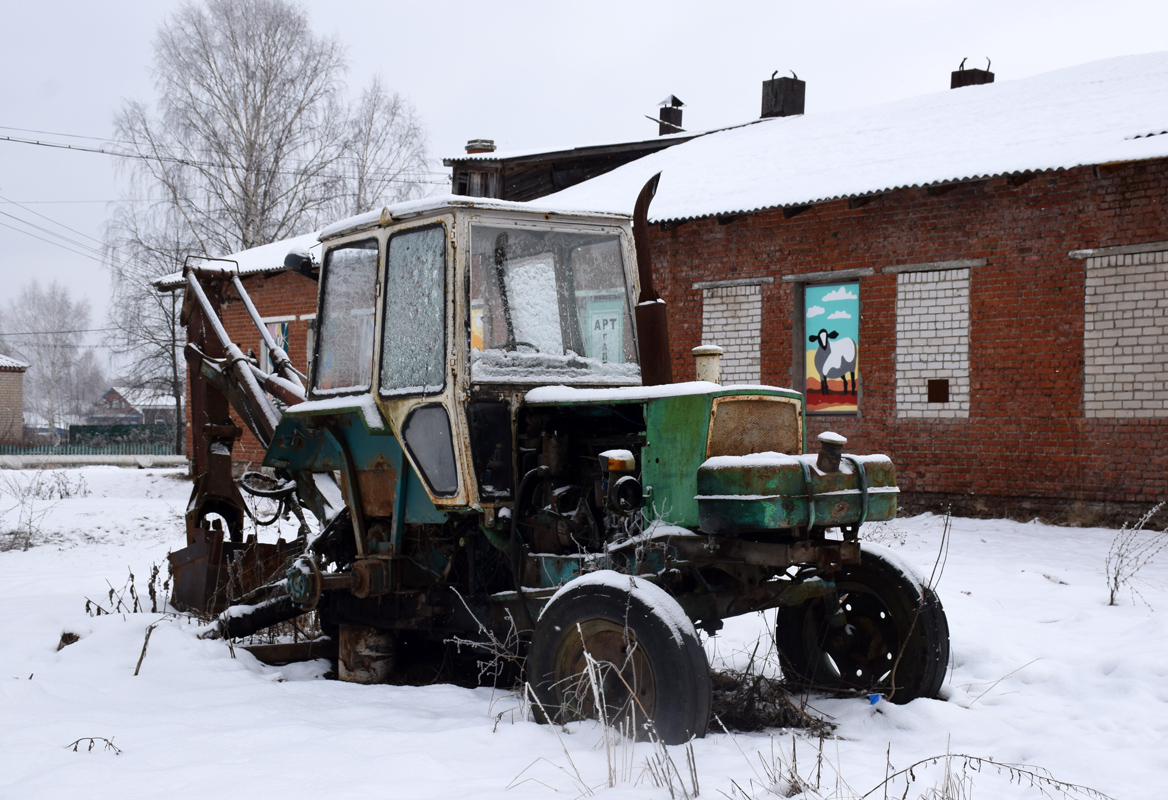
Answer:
[804, 281, 860, 413]
[694, 278, 772, 385]
[260, 318, 292, 374]
[894, 267, 971, 419]
[1082, 248, 1168, 418]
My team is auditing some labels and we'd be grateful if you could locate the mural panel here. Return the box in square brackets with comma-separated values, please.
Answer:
[804, 282, 859, 413]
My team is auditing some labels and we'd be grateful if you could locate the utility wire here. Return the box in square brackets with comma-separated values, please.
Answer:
[0, 123, 134, 145]
[0, 208, 106, 259]
[0, 327, 116, 335]
[0, 199, 148, 205]
[0, 133, 450, 184]
[0, 193, 105, 247]
[0, 220, 107, 265]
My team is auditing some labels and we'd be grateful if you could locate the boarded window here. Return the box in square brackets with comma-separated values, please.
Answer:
[1083, 250, 1168, 418]
[895, 268, 970, 419]
[700, 284, 762, 385]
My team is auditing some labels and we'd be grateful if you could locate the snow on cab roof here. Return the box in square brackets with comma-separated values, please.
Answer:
[318, 193, 629, 239]
[545, 52, 1168, 223]
[153, 196, 630, 291]
[154, 230, 322, 290]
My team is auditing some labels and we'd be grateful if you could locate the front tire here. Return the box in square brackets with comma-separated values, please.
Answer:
[775, 543, 949, 702]
[527, 571, 711, 744]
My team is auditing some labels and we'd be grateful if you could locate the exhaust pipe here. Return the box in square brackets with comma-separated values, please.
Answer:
[633, 172, 673, 386]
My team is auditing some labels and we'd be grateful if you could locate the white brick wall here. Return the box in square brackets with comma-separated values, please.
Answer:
[701, 284, 762, 384]
[895, 268, 971, 418]
[1083, 250, 1168, 418]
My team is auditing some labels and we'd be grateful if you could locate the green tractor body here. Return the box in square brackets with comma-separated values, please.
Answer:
[172, 190, 946, 743]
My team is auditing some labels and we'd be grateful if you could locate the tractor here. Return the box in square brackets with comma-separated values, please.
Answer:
[170, 177, 949, 745]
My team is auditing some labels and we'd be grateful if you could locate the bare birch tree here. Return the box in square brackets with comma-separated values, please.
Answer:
[340, 75, 430, 217]
[106, 0, 432, 455]
[115, 0, 350, 255]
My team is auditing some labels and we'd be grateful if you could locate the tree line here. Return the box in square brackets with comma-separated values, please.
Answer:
[2, 0, 433, 452]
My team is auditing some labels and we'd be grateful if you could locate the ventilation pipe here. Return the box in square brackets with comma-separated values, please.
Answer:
[761, 71, 805, 118]
[951, 58, 994, 89]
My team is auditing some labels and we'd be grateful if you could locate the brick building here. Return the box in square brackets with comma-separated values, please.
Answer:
[0, 353, 29, 445]
[546, 53, 1168, 514]
[166, 53, 1168, 514]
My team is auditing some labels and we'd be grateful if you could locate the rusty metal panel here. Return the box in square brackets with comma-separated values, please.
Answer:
[357, 468, 396, 517]
[707, 396, 801, 458]
[169, 527, 220, 612]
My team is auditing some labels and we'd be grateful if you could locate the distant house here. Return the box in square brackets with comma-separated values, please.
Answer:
[89, 387, 178, 426]
[0, 353, 29, 445]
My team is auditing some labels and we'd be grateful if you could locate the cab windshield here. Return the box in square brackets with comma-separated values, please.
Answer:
[469, 223, 639, 384]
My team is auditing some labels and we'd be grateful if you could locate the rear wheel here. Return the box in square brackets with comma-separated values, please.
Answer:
[775, 544, 949, 702]
[527, 571, 711, 744]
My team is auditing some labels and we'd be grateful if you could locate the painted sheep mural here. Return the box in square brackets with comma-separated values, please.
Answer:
[804, 282, 860, 413]
[809, 328, 857, 394]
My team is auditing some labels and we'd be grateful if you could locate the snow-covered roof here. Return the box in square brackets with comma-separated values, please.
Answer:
[546, 52, 1168, 223]
[111, 387, 177, 410]
[154, 230, 322, 290]
[0, 353, 29, 371]
[443, 129, 701, 164]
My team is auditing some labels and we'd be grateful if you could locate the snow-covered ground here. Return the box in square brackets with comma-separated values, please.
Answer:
[1, 466, 1165, 799]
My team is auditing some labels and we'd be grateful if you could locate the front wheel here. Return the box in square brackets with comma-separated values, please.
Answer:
[527, 571, 711, 744]
[775, 543, 949, 702]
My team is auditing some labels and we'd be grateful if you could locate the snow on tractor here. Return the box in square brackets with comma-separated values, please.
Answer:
[170, 176, 949, 744]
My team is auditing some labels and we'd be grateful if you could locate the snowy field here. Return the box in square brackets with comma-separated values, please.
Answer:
[1, 466, 1165, 799]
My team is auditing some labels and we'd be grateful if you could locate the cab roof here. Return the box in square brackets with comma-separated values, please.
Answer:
[320, 193, 631, 240]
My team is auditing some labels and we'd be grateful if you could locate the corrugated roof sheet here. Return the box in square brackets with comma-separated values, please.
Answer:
[545, 52, 1168, 223]
[154, 230, 322, 290]
[0, 353, 30, 371]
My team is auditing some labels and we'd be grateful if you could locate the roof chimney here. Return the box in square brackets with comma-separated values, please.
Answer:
[658, 95, 684, 136]
[761, 72, 805, 118]
[465, 138, 496, 154]
[951, 58, 994, 89]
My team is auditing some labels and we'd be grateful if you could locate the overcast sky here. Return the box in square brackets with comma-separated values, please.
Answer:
[2, 0, 1167, 367]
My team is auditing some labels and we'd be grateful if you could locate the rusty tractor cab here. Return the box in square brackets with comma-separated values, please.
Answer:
[172, 183, 949, 744]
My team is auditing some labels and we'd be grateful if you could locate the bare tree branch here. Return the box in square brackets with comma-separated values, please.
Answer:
[103, 0, 432, 456]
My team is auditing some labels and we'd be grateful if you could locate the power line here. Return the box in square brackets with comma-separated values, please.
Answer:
[1, 327, 115, 335]
[0, 193, 104, 247]
[0, 199, 148, 205]
[0, 220, 108, 266]
[0, 133, 450, 185]
[0, 123, 133, 145]
[0, 208, 106, 259]
[0, 341, 111, 349]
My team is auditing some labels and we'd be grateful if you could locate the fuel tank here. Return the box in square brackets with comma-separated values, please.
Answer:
[695, 448, 898, 535]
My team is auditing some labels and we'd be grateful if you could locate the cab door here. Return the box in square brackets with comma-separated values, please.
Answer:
[374, 216, 474, 508]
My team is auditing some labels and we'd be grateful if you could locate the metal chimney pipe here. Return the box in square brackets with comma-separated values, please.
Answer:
[633, 172, 673, 385]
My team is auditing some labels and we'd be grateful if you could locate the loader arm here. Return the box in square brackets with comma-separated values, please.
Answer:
[170, 260, 340, 613]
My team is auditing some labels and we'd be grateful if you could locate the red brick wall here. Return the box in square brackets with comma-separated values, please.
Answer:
[185, 270, 318, 466]
[184, 159, 1167, 510]
[652, 159, 1168, 509]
